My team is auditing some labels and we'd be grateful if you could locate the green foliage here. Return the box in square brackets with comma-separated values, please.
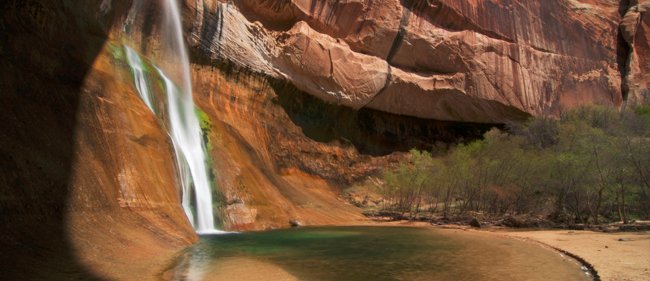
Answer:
[378, 149, 435, 214]
[196, 108, 212, 130]
[634, 105, 650, 124]
[522, 117, 559, 149]
[194, 107, 222, 222]
[196, 108, 213, 150]
[377, 106, 650, 223]
[107, 42, 125, 61]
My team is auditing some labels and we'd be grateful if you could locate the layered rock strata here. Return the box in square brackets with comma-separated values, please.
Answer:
[186, 0, 629, 124]
[182, 0, 644, 230]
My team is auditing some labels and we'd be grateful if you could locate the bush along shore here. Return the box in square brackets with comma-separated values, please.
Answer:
[351, 106, 650, 232]
[360, 210, 650, 232]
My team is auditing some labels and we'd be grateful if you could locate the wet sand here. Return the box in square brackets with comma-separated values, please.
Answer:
[502, 230, 650, 281]
[372, 221, 650, 281]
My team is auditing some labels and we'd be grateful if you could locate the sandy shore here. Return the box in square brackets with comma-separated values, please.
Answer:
[372, 221, 650, 281]
[500, 230, 650, 281]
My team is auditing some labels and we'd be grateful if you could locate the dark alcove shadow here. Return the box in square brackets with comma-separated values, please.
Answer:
[268, 79, 500, 157]
[618, 0, 632, 102]
[0, 1, 130, 280]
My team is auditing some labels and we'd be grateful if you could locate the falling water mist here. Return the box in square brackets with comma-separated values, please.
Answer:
[123, 0, 221, 234]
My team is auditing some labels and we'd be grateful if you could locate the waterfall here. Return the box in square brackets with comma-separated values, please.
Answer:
[124, 47, 155, 112]
[123, 0, 221, 234]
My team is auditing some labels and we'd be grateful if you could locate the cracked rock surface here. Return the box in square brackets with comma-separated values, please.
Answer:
[186, 0, 636, 123]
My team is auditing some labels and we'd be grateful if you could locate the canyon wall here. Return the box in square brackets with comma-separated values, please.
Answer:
[183, 0, 647, 230]
[190, 59, 502, 230]
[191, 63, 372, 230]
[1, 0, 647, 278]
[0, 1, 196, 280]
[186, 0, 637, 124]
[621, 0, 650, 105]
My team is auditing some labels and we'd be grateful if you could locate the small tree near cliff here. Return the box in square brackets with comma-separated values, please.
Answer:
[379, 149, 434, 217]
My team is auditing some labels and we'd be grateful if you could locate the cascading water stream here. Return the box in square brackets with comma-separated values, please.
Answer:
[123, 0, 221, 234]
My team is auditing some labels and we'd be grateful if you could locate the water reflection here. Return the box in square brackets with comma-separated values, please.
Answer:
[166, 227, 591, 281]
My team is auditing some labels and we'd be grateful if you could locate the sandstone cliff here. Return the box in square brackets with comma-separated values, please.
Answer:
[190, 61, 501, 230]
[182, 0, 646, 231]
[187, 0, 635, 124]
[1, 0, 647, 279]
[0, 1, 196, 280]
[621, 0, 650, 105]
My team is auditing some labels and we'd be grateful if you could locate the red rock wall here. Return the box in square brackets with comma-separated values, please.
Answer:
[188, 0, 633, 123]
[0, 1, 196, 279]
[621, 0, 650, 105]
[181, 0, 645, 231]
[191, 63, 373, 231]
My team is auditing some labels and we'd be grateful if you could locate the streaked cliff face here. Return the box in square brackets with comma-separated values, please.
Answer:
[185, 0, 639, 124]
[183, 0, 647, 231]
[191, 57, 514, 230]
[1, 0, 647, 279]
[173, 2, 650, 247]
[621, 0, 650, 105]
[0, 1, 196, 280]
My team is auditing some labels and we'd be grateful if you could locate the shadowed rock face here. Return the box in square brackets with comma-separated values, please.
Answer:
[0, 0, 645, 278]
[181, 0, 645, 230]
[191, 62, 370, 231]
[187, 0, 632, 123]
[0, 1, 196, 280]
[621, 0, 650, 105]
[191, 57, 505, 229]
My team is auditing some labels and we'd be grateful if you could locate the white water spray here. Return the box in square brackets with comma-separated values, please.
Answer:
[124, 47, 154, 111]
[161, 0, 219, 234]
[123, 0, 221, 234]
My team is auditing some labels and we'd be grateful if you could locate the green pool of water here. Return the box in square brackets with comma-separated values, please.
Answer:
[166, 226, 592, 281]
